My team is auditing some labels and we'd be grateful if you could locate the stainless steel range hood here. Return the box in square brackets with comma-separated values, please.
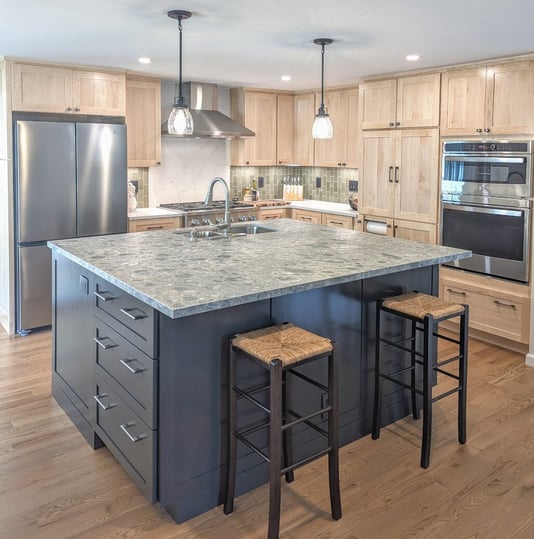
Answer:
[162, 82, 254, 139]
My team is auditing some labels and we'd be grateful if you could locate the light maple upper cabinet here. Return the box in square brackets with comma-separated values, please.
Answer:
[293, 92, 315, 166]
[314, 87, 359, 167]
[441, 61, 534, 135]
[126, 77, 161, 167]
[359, 73, 440, 130]
[230, 89, 277, 166]
[360, 128, 439, 224]
[276, 93, 294, 165]
[12, 62, 126, 116]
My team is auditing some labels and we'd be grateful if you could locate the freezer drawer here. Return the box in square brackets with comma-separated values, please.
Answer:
[17, 244, 52, 331]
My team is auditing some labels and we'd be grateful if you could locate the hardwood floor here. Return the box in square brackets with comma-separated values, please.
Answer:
[1, 328, 534, 538]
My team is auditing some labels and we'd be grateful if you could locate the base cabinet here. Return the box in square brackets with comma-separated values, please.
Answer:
[356, 215, 437, 244]
[439, 267, 530, 345]
[128, 217, 181, 233]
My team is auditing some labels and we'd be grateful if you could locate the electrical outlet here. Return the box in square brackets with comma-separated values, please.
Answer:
[258, 176, 264, 188]
[349, 180, 358, 192]
[316, 176, 322, 188]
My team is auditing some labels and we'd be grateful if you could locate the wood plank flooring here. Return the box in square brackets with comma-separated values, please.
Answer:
[1, 328, 534, 538]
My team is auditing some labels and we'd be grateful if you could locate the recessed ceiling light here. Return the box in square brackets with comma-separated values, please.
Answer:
[138, 57, 152, 64]
[281, 75, 291, 82]
[406, 54, 420, 62]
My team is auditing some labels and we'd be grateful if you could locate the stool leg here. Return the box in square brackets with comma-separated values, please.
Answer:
[458, 306, 469, 445]
[282, 370, 294, 483]
[224, 343, 237, 514]
[268, 359, 283, 539]
[328, 349, 342, 521]
[411, 320, 420, 420]
[421, 315, 434, 469]
[372, 301, 383, 440]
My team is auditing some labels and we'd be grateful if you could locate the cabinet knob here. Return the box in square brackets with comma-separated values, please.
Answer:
[476, 128, 482, 133]
[342, 162, 346, 166]
[484, 128, 490, 133]
[395, 122, 400, 127]
[65, 107, 72, 112]
[245, 161, 250, 165]
[389, 122, 395, 127]
[74, 107, 80, 112]
[338, 162, 342, 166]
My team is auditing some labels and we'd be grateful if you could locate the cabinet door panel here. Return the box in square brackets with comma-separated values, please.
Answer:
[276, 94, 294, 164]
[359, 79, 397, 129]
[487, 61, 534, 134]
[396, 73, 440, 128]
[345, 89, 360, 167]
[293, 93, 315, 165]
[314, 89, 348, 167]
[395, 129, 439, 223]
[12, 63, 73, 112]
[440, 67, 487, 135]
[73, 71, 125, 116]
[394, 220, 436, 244]
[242, 91, 277, 165]
[126, 78, 161, 167]
[360, 132, 395, 218]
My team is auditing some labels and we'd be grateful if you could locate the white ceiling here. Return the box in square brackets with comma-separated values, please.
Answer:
[2, 1, 534, 90]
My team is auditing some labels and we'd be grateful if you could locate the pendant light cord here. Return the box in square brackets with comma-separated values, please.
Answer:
[177, 16, 184, 106]
[320, 42, 326, 114]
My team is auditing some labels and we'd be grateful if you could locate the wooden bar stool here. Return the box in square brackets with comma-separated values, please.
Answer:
[224, 322, 342, 539]
[372, 292, 469, 468]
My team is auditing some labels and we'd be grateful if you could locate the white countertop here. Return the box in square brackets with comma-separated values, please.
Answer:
[128, 207, 183, 220]
[289, 200, 357, 217]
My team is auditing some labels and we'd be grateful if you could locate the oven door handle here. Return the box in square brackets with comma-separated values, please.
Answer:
[444, 156, 526, 164]
[442, 202, 525, 218]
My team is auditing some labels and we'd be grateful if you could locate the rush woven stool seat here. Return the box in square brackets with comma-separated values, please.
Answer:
[224, 322, 342, 539]
[372, 291, 469, 468]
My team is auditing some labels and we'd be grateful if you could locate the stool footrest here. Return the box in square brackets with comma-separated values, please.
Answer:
[287, 368, 328, 393]
[432, 386, 461, 403]
[436, 354, 461, 368]
[234, 431, 270, 464]
[281, 446, 332, 475]
[239, 419, 271, 437]
[379, 373, 424, 395]
[234, 385, 270, 414]
[434, 367, 460, 380]
[434, 332, 461, 345]
[379, 337, 424, 358]
[286, 408, 329, 437]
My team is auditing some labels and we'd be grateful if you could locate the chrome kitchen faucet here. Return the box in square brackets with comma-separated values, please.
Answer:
[204, 177, 231, 231]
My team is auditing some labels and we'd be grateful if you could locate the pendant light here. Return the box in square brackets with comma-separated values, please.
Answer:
[167, 10, 194, 135]
[312, 38, 334, 139]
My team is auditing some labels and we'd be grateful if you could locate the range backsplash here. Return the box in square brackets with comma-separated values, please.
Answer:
[230, 166, 358, 203]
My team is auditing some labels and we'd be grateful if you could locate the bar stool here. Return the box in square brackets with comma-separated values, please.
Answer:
[372, 292, 469, 468]
[224, 322, 342, 539]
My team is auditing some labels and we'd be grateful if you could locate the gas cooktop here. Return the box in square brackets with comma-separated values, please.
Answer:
[159, 200, 255, 212]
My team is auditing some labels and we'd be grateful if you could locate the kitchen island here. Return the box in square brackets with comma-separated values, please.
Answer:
[48, 219, 469, 523]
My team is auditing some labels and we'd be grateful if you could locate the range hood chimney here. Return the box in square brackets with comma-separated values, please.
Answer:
[162, 82, 254, 139]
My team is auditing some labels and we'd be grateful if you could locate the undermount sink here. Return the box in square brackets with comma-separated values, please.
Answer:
[229, 225, 276, 236]
[176, 224, 276, 241]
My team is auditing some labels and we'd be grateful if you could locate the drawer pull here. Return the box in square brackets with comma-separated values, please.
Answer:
[146, 225, 164, 230]
[493, 300, 517, 310]
[94, 290, 118, 302]
[120, 358, 145, 374]
[329, 220, 344, 225]
[120, 308, 148, 320]
[300, 216, 313, 221]
[94, 394, 116, 410]
[94, 336, 118, 350]
[120, 422, 147, 443]
[446, 288, 466, 296]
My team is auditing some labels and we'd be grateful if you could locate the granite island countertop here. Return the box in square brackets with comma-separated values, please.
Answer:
[48, 219, 470, 319]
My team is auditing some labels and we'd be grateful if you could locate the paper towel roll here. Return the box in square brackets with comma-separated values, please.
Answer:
[366, 221, 388, 235]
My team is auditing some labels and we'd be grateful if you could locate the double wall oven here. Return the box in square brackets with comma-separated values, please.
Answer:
[441, 141, 533, 283]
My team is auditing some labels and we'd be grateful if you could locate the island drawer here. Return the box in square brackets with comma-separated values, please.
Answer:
[93, 278, 157, 357]
[94, 375, 157, 502]
[94, 316, 158, 429]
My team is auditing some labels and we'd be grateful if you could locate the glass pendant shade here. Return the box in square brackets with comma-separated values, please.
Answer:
[312, 110, 333, 139]
[168, 102, 194, 135]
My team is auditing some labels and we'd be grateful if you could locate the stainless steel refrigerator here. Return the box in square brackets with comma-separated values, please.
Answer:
[14, 118, 127, 334]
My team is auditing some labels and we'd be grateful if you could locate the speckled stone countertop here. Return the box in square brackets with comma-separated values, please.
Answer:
[128, 207, 184, 220]
[48, 219, 470, 319]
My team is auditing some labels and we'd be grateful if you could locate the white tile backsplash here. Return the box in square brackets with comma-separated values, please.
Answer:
[149, 137, 230, 205]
